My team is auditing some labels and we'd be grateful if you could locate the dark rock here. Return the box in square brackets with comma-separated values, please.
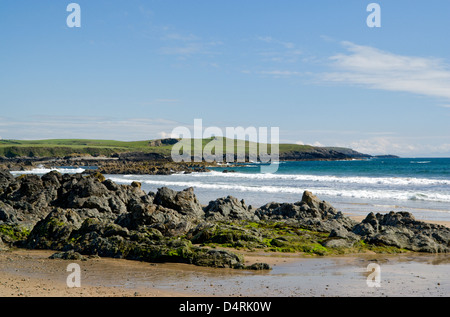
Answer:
[65, 174, 102, 198]
[192, 249, 245, 269]
[0, 170, 14, 193]
[329, 226, 360, 240]
[246, 262, 271, 270]
[7, 175, 51, 209]
[131, 181, 141, 188]
[255, 192, 357, 234]
[49, 250, 87, 261]
[116, 151, 169, 161]
[2, 169, 449, 272]
[0, 174, 53, 227]
[205, 196, 258, 221]
[103, 179, 120, 191]
[103, 223, 130, 238]
[190, 222, 263, 247]
[107, 196, 128, 214]
[0, 201, 17, 224]
[25, 208, 83, 250]
[301, 191, 339, 218]
[116, 201, 198, 237]
[154, 187, 204, 218]
[352, 211, 450, 253]
[279, 147, 370, 161]
[256, 202, 301, 219]
[322, 238, 356, 249]
[41, 170, 62, 188]
[222, 169, 236, 173]
[0, 236, 6, 251]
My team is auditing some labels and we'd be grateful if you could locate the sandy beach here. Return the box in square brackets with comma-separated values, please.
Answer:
[3, 0, 450, 304]
[1, 245, 448, 297]
[1, 216, 449, 298]
[1, 171, 449, 298]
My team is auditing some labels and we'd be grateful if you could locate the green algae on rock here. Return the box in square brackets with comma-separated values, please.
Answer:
[0, 170, 449, 270]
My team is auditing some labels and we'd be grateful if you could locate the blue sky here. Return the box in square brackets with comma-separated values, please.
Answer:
[1, 0, 450, 156]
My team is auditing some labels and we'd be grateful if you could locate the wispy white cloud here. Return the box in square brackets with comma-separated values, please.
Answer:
[257, 70, 301, 77]
[312, 141, 324, 147]
[154, 99, 180, 103]
[257, 36, 295, 49]
[322, 41, 450, 101]
[241, 69, 300, 78]
[158, 26, 223, 57]
[346, 137, 412, 155]
[256, 36, 302, 64]
[342, 136, 450, 156]
[0, 117, 182, 141]
[162, 32, 199, 42]
[138, 6, 154, 18]
[159, 43, 205, 56]
[139, 99, 181, 107]
[238, 36, 304, 78]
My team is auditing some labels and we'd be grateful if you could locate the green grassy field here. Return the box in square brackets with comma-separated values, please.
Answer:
[0, 139, 167, 157]
[178, 137, 315, 154]
[0, 138, 355, 158]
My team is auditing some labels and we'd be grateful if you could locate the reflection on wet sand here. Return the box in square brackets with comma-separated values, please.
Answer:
[1, 250, 448, 297]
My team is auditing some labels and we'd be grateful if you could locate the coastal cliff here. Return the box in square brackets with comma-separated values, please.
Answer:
[0, 138, 383, 174]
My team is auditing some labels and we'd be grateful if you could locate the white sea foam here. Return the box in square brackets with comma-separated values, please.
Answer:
[192, 171, 450, 186]
[107, 176, 450, 204]
[10, 167, 86, 175]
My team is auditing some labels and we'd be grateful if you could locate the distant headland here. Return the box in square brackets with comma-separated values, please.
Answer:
[0, 138, 398, 174]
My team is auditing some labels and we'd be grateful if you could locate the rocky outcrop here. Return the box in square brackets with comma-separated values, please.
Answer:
[0, 170, 267, 269]
[352, 211, 450, 253]
[0, 237, 6, 251]
[0, 155, 212, 176]
[256, 191, 358, 233]
[204, 196, 258, 221]
[0, 173, 55, 228]
[97, 161, 211, 175]
[279, 147, 370, 161]
[0, 170, 14, 193]
[114, 152, 168, 161]
[154, 187, 204, 218]
[1, 170, 449, 271]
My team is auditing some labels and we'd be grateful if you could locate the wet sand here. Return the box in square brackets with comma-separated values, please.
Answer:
[0, 249, 191, 297]
[1, 248, 448, 297]
[1, 215, 449, 298]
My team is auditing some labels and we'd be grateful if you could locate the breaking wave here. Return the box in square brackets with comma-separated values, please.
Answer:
[193, 171, 450, 187]
[107, 176, 450, 204]
[10, 167, 87, 175]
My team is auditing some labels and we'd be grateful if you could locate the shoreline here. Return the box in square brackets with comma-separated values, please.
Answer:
[1, 212, 449, 297]
[1, 169, 449, 297]
[1, 248, 449, 297]
[1, 214, 449, 298]
[0, 249, 193, 297]
[7, 160, 450, 224]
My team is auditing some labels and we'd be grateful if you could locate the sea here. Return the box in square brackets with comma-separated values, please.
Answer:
[8, 158, 450, 297]
[11, 157, 450, 222]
